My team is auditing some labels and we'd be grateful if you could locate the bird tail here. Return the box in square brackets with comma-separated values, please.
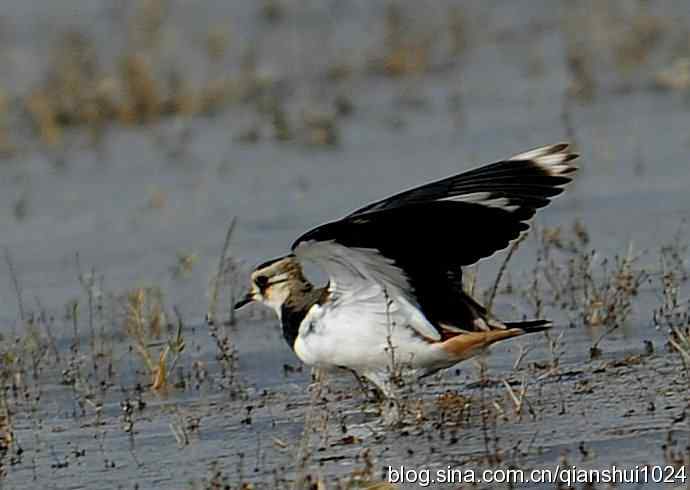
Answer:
[503, 319, 552, 333]
[438, 319, 552, 362]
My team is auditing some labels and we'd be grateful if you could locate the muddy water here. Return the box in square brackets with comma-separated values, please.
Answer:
[1, 1, 690, 488]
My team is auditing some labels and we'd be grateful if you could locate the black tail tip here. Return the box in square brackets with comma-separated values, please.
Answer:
[505, 319, 552, 333]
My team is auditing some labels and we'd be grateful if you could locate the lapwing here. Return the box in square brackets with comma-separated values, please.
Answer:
[235, 143, 578, 396]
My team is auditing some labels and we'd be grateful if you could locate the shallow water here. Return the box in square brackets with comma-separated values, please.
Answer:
[1, 1, 690, 488]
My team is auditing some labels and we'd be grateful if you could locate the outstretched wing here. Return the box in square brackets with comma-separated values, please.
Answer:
[348, 143, 577, 219]
[292, 143, 578, 335]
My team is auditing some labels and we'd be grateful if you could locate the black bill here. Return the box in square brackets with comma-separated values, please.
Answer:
[234, 293, 255, 310]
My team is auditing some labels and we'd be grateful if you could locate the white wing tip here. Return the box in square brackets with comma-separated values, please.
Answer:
[509, 142, 579, 176]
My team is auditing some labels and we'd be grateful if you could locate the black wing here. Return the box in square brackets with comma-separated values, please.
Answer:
[348, 143, 577, 218]
[292, 143, 578, 330]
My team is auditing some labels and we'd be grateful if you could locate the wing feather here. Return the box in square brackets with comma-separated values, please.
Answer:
[292, 143, 578, 333]
[293, 240, 442, 341]
[347, 143, 577, 217]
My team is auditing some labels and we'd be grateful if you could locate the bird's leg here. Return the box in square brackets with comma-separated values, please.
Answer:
[361, 370, 402, 401]
[351, 370, 407, 425]
[346, 368, 383, 402]
[307, 367, 327, 395]
[347, 368, 368, 392]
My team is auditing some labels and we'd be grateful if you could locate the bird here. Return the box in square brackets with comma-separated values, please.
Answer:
[235, 143, 578, 397]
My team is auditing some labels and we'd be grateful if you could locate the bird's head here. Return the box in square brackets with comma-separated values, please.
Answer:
[234, 255, 308, 317]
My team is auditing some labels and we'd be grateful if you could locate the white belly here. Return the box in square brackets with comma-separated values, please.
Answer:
[292, 303, 446, 372]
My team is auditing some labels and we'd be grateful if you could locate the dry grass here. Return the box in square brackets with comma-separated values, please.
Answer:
[0, 373, 17, 479]
[121, 287, 185, 393]
[367, 4, 431, 78]
[0, 89, 14, 157]
[207, 219, 239, 327]
[11, 4, 267, 150]
[4, 3, 690, 487]
[293, 368, 327, 490]
[0, 1, 480, 156]
[22, 39, 242, 147]
[653, 250, 690, 371]
[0, 207, 686, 488]
[656, 58, 690, 91]
[531, 222, 646, 330]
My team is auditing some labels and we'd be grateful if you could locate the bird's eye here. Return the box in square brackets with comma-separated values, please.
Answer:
[255, 275, 269, 289]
